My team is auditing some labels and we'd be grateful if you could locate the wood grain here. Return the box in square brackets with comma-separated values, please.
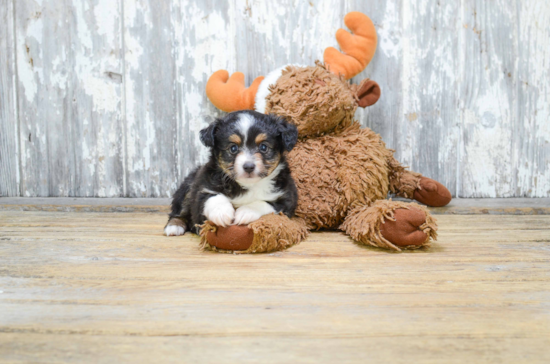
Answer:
[13, 0, 124, 197]
[0, 0, 19, 197]
[460, 1, 518, 197]
[1, 0, 549, 197]
[516, 1, 550, 197]
[400, 0, 460, 196]
[0, 211, 549, 363]
[348, 0, 403, 155]
[123, 0, 184, 197]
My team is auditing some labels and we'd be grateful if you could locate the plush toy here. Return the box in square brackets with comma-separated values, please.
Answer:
[200, 12, 451, 253]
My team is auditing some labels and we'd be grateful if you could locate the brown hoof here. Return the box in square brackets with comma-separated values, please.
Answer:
[413, 177, 452, 207]
[206, 225, 254, 251]
[380, 208, 428, 247]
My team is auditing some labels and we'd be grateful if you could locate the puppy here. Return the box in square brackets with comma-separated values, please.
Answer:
[164, 110, 299, 236]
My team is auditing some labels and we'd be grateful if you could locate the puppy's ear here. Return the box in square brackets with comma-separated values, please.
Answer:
[199, 119, 220, 148]
[275, 117, 298, 152]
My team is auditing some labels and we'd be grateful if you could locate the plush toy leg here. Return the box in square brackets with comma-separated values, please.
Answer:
[388, 157, 452, 207]
[341, 200, 438, 251]
[199, 213, 309, 254]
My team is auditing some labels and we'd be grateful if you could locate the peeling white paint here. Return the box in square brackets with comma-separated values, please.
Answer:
[3, 0, 550, 197]
[183, 5, 233, 82]
[378, 1, 401, 60]
[81, 76, 119, 112]
[74, 2, 93, 50]
[94, 0, 117, 38]
[17, 15, 44, 102]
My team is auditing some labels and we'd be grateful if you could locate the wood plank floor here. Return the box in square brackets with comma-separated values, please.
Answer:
[1, 211, 549, 363]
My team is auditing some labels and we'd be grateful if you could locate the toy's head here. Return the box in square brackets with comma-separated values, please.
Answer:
[206, 12, 381, 138]
[260, 63, 380, 137]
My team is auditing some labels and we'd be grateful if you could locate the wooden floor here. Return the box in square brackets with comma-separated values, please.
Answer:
[1, 210, 549, 363]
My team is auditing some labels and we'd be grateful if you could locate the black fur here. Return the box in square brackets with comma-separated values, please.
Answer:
[199, 119, 219, 148]
[167, 110, 298, 234]
[276, 117, 298, 151]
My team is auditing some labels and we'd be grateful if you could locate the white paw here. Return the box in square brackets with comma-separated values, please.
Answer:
[204, 195, 235, 227]
[164, 225, 185, 236]
[233, 206, 263, 225]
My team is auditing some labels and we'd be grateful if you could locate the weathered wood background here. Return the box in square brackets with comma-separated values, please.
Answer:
[1, 0, 549, 198]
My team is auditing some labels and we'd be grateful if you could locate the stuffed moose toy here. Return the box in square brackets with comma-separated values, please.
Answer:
[199, 11, 452, 253]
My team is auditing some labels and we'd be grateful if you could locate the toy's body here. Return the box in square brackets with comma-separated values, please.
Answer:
[292, 122, 408, 226]
[199, 12, 451, 253]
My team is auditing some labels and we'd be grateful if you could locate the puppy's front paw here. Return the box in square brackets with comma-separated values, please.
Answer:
[165, 225, 185, 236]
[207, 207, 235, 227]
[233, 206, 262, 225]
[204, 195, 235, 227]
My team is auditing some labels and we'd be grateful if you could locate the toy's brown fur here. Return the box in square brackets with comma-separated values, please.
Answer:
[265, 64, 356, 138]
[270, 65, 429, 227]
[288, 122, 394, 229]
[200, 213, 309, 254]
[265, 64, 438, 251]
[342, 200, 437, 251]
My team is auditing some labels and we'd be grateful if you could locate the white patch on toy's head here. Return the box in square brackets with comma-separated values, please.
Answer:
[255, 65, 305, 114]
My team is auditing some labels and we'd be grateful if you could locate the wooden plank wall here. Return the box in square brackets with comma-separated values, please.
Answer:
[0, 0, 19, 197]
[0, 0, 549, 198]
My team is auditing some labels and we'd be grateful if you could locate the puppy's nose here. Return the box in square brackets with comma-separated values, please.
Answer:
[243, 162, 255, 174]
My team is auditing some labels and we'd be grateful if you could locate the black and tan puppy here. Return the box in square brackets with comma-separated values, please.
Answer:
[165, 110, 299, 236]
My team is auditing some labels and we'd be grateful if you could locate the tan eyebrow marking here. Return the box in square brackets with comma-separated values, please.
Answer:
[255, 133, 268, 144]
[229, 134, 241, 144]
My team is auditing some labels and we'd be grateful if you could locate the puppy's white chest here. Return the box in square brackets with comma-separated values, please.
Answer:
[230, 180, 283, 208]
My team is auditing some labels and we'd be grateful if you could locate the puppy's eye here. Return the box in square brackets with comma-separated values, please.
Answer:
[259, 143, 269, 153]
[229, 144, 239, 154]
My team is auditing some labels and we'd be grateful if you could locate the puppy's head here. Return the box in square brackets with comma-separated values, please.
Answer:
[200, 110, 298, 185]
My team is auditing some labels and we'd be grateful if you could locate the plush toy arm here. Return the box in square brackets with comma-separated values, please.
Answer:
[205, 70, 265, 112]
[324, 12, 377, 79]
[387, 155, 452, 207]
[200, 213, 309, 254]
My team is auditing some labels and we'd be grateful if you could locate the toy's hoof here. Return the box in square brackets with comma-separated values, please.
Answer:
[206, 225, 254, 251]
[380, 208, 428, 247]
[413, 177, 452, 207]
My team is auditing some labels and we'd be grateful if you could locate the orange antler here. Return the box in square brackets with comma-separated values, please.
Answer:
[206, 70, 265, 112]
[323, 12, 377, 80]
